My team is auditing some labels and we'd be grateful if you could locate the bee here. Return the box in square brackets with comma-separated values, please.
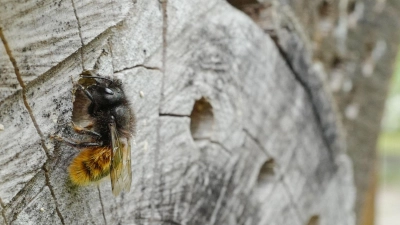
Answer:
[52, 70, 135, 196]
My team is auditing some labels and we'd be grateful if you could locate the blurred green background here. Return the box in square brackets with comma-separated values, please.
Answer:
[377, 52, 400, 225]
[379, 53, 400, 187]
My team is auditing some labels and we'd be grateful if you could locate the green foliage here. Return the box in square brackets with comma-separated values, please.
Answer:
[378, 132, 400, 155]
[380, 51, 400, 131]
[390, 53, 400, 96]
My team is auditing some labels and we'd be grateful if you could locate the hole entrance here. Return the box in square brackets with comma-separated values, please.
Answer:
[226, 0, 259, 9]
[190, 97, 214, 140]
[347, 1, 357, 14]
[71, 78, 96, 127]
[318, 1, 331, 18]
[253, 158, 276, 201]
[331, 55, 343, 68]
[307, 215, 320, 225]
[257, 158, 275, 184]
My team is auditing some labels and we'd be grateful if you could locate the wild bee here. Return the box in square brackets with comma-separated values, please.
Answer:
[52, 70, 135, 196]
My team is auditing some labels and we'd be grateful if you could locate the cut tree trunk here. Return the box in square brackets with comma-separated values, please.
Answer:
[0, 0, 355, 225]
[232, 1, 400, 224]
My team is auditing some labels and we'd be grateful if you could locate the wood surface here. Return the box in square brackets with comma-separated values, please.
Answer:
[233, 1, 400, 224]
[0, 0, 355, 224]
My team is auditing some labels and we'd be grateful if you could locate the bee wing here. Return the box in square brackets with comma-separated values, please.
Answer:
[109, 121, 132, 196]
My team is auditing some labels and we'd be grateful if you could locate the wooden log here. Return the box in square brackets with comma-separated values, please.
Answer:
[233, 1, 400, 224]
[0, 0, 355, 224]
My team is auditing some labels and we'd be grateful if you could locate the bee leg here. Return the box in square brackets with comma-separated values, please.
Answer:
[50, 135, 103, 148]
[72, 122, 101, 138]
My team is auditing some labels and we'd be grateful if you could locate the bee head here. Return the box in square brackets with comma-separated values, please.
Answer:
[81, 72, 126, 107]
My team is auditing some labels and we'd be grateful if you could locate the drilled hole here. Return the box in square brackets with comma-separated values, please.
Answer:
[190, 97, 214, 140]
[331, 56, 342, 68]
[347, 1, 357, 14]
[307, 215, 320, 225]
[257, 158, 275, 184]
[318, 1, 331, 18]
[71, 78, 97, 127]
[226, 0, 258, 9]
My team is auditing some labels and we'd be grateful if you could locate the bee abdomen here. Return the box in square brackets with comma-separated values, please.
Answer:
[69, 147, 111, 185]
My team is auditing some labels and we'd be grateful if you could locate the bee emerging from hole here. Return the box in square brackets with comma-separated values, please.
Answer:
[52, 70, 135, 196]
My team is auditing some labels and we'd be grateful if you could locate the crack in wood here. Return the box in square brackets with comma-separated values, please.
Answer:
[242, 129, 270, 157]
[97, 185, 107, 225]
[22, 27, 116, 92]
[0, 27, 50, 158]
[0, 148, 23, 170]
[272, 1, 312, 53]
[161, 0, 168, 79]
[159, 113, 190, 118]
[275, 43, 337, 166]
[0, 1, 356, 223]
[192, 138, 232, 155]
[5, 8, 135, 93]
[208, 156, 239, 225]
[281, 180, 305, 222]
[70, 0, 85, 70]
[152, 142, 161, 221]
[230, 0, 339, 171]
[0, 12, 144, 223]
[107, 39, 115, 73]
[42, 166, 65, 225]
[252, 5, 339, 170]
[0, 28, 25, 90]
[114, 64, 162, 74]
[0, 198, 9, 225]
[0, 170, 47, 222]
[1, 210, 8, 225]
[0, 27, 67, 224]
[159, 0, 168, 111]
[244, 129, 309, 221]
[93, 48, 111, 71]
[208, 140, 231, 155]
[0, 198, 5, 209]
[9, 185, 46, 224]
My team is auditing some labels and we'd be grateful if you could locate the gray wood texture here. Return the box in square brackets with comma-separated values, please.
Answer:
[0, 0, 355, 224]
[235, 1, 400, 224]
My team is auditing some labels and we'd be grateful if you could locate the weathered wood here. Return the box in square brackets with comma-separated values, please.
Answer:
[232, 1, 400, 224]
[0, 42, 18, 101]
[0, 92, 47, 205]
[0, 0, 355, 224]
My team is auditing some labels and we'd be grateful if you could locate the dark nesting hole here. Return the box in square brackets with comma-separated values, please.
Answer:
[226, 0, 270, 21]
[318, 1, 331, 18]
[257, 158, 275, 184]
[190, 97, 214, 140]
[364, 41, 374, 54]
[71, 78, 96, 127]
[307, 215, 320, 225]
[226, 0, 273, 35]
[253, 158, 276, 200]
[347, 0, 364, 28]
[331, 55, 342, 68]
[347, 1, 357, 14]
[226, 0, 259, 9]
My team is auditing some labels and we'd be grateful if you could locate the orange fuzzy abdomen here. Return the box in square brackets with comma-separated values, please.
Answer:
[68, 146, 112, 185]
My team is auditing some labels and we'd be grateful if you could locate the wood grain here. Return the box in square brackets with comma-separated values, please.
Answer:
[0, 0, 355, 224]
